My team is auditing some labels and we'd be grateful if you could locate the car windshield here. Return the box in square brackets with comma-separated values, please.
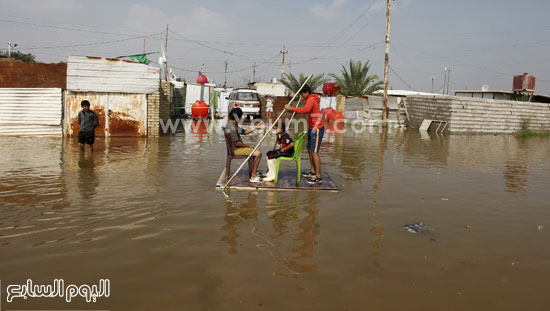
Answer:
[236, 92, 259, 101]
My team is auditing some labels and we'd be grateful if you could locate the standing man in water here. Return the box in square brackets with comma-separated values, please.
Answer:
[284, 85, 324, 184]
[265, 96, 274, 121]
[78, 100, 99, 152]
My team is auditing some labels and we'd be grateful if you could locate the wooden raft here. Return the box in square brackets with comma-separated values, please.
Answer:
[216, 169, 339, 192]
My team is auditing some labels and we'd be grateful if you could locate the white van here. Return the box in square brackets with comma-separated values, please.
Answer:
[228, 89, 261, 119]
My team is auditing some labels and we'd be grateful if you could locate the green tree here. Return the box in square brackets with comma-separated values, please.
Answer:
[330, 60, 382, 96]
[280, 72, 328, 94]
[2, 50, 36, 63]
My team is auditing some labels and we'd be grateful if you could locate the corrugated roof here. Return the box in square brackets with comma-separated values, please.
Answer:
[67, 55, 161, 94]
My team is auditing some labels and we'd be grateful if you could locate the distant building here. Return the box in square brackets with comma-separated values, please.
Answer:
[253, 82, 286, 97]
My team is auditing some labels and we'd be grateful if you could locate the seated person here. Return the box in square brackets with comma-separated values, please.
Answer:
[263, 123, 295, 182]
[225, 108, 265, 183]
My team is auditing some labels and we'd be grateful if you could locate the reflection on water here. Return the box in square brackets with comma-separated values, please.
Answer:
[1, 127, 549, 310]
[221, 191, 320, 277]
[77, 152, 98, 200]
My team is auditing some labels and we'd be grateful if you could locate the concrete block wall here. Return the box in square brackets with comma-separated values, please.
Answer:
[147, 92, 160, 137]
[159, 81, 172, 121]
[406, 95, 550, 134]
[406, 96, 453, 129]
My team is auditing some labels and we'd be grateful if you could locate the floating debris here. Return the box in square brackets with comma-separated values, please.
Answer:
[537, 225, 544, 232]
[465, 225, 471, 230]
[405, 222, 430, 233]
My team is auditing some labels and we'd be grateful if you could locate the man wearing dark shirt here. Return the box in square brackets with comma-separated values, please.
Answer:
[225, 108, 265, 183]
[78, 100, 99, 152]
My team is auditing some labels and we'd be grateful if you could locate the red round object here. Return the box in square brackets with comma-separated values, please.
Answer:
[197, 74, 208, 85]
[323, 83, 340, 96]
[331, 111, 344, 121]
[191, 100, 209, 118]
[322, 108, 336, 121]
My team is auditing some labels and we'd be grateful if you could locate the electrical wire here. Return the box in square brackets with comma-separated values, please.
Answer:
[169, 30, 266, 62]
[389, 65, 414, 90]
[22, 32, 163, 50]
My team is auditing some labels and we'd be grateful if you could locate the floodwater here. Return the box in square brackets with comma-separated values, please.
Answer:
[1, 120, 549, 311]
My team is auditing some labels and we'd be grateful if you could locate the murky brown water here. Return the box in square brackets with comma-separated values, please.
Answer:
[1, 121, 549, 310]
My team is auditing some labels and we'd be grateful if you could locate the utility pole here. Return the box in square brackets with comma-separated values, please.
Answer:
[165, 24, 169, 52]
[442, 67, 451, 95]
[224, 59, 228, 87]
[165, 24, 169, 81]
[431, 77, 434, 93]
[253, 62, 256, 82]
[382, 0, 392, 126]
[442, 68, 447, 95]
[143, 39, 146, 54]
[280, 45, 287, 81]
[446, 68, 451, 95]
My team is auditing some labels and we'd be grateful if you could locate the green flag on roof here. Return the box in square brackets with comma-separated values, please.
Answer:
[128, 53, 151, 65]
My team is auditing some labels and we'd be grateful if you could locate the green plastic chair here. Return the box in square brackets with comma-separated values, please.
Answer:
[274, 132, 306, 183]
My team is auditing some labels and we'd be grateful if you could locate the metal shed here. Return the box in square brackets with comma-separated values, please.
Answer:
[65, 56, 161, 137]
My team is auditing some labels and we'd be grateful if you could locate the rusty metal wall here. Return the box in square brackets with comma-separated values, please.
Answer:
[0, 88, 62, 135]
[0, 59, 67, 88]
[64, 91, 147, 137]
[66, 56, 160, 94]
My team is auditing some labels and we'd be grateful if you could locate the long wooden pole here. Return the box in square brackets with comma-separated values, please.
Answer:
[222, 74, 313, 192]
[382, 0, 392, 126]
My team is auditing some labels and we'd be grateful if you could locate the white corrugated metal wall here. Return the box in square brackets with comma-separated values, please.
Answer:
[67, 56, 160, 94]
[185, 84, 210, 113]
[0, 88, 63, 136]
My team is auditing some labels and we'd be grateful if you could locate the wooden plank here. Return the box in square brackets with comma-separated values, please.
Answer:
[216, 169, 339, 192]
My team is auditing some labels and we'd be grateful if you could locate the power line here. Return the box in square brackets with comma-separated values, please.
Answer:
[0, 18, 146, 38]
[0, 13, 155, 38]
[169, 30, 264, 62]
[170, 52, 280, 75]
[293, 0, 381, 66]
[318, 0, 380, 48]
[389, 65, 414, 90]
[21, 32, 163, 50]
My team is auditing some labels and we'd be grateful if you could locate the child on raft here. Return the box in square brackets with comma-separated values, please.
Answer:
[263, 123, 295, 182]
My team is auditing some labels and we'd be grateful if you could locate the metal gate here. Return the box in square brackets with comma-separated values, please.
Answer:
[64, 92, 148, 137]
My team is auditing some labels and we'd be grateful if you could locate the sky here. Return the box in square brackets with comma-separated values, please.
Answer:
[1, 0, 550, 93]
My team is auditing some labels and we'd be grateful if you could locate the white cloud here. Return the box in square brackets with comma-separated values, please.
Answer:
[310, 0, 347, 19]
[126, 4, 229, 38]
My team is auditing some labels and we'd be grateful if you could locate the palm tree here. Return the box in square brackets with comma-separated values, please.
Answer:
[280, 72, 328, 94]
[330, 60, 383, 96]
